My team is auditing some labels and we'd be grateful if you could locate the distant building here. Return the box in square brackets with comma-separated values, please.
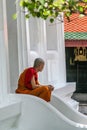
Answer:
[64, 14, 87, 83]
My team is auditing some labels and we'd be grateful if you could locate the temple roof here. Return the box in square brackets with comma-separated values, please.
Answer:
[64, 14, 87, 40]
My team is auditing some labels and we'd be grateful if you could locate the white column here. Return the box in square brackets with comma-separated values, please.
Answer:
[16, 1, 23, 73]
[38, 19, 48, 83]
[16, 1, 28, 74]
[21, 12, 28, 68]
[0, 0, 10, 102]
[26, 19, 31, 67]
[6, 0, 19, 92]
[57, 15, 66, 83]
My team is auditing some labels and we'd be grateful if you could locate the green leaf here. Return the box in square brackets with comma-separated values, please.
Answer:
[12, 13, 17, 19]
[20, 0, 29, 7]
[53, 0, 64, 7]
[43, 10, 50, 16]
[78, 6, 84, 13]
[83, 0, 87, 2]
[20, 0, 24, 6]
[32, 12, 36, 17]
[36, 12, 40, 17]
[36, 0, 45, 5]
[50, 18, 54, 23]
[25, 14, 30, 18]
[65, 12, 71, 17]
[28, 3, 35, 10]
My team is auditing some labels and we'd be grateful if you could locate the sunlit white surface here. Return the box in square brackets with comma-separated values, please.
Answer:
[0, 93, 87, 130]
[50, 82, 87, 126]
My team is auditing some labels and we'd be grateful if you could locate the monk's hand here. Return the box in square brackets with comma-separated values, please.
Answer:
[48, 85, 54, 91]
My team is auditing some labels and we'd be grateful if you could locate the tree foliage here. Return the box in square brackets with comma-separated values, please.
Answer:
[19, 0, 87, 22]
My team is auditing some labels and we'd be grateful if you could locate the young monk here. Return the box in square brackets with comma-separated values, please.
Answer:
[15, 58, 54, 102]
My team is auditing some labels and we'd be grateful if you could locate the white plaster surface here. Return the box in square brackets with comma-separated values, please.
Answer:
[1, 90, 87, 130]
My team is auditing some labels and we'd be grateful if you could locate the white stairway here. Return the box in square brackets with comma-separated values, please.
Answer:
[1, 83, 87, 130]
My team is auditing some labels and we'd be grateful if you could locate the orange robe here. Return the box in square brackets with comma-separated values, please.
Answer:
[15, 68, 51, 102]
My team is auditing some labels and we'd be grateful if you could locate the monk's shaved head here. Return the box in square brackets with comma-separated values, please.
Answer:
[33, 58, 45, 68]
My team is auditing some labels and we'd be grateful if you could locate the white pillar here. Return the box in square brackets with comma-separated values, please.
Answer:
[16, 1, 23, 73]
[57, 15, 66, 83]
[38, 19, 48, 83]
[0, 0, 10, 102]
[6, 0, 19, 92]
[16, 1, 28, 74]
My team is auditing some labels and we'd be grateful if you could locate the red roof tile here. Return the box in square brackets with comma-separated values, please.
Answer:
[64, 13, 87, 32]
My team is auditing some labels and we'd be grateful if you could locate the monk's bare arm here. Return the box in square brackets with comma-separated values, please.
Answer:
[31, 76, 41, 89]
[31, 76, 54, 91]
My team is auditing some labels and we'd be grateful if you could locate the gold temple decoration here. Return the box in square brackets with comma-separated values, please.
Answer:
[74, 47, 87, 61]
[70, 57, 75, 65]
[70, 47, 87, 65]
